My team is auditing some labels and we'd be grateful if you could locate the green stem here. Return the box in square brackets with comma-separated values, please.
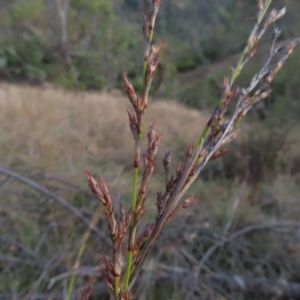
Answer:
[66, 209, 102, 300]
[123, 22, 155, 296]
[196, 0, 272, 146]
[66, 273, 76, 300]
[123, 167, 139, 290]
[114, 276, 120, 297]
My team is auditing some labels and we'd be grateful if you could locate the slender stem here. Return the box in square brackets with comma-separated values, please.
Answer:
[114, 276, 120, 297]
[123, 250, 133, 290]
[129, 146, 202, 287]
[140, 10, 157, 138]
[66, 208, 102, 300]
[123, 65, 151, 292]
[123, 166, 139, 290]
[123, 9, 158, 293]
[131, 167, 139, 224]
[196, 0, 272, 146]
[129, 1, 276, 288]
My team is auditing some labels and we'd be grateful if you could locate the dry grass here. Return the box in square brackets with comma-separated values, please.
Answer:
[0, 82, 207, 176]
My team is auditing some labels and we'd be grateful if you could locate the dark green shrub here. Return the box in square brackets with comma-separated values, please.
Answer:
[176, 49, 203, 72]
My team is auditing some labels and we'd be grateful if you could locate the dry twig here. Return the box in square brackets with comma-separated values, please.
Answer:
[0, 166, 109, 244]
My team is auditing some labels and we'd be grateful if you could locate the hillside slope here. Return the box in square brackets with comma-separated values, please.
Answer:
[0, 83, 208, 175]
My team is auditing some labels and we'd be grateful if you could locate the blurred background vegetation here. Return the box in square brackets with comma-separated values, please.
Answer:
[1, 0, 300, 299]
[1, 0, 300, 110]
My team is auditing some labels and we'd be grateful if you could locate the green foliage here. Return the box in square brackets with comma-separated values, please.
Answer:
[176, 48, 203, 72]
[78, 68, 106, 90]
[73, 193, 90, 208]
[14, 36, 44, 65]
[73, 0, 112, 15]
[57, 71, 77, 89]
[1, 34, 49, 81]
[11, 0, 45, 23]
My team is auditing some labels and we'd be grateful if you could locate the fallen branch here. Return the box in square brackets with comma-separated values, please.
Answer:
[193, 222, 300, 286]
[0, 166, 109, 244]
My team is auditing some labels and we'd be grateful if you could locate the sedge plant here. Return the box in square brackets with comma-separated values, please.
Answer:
[84, 0, 300, 299]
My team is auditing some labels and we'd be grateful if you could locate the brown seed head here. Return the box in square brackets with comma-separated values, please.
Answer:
[156, 191, 164, 216]
[163, 150, 171, 174]
[86, 171, 104, 203]
[147, 122, 162, 157]
[98, 177, 112, 209]
[286, 41, 296, 56]
[142, 14, 151, 43]
[122, 73, 139, 110]
[210, 149, 229, 161]
[80, 276, 95, 300]
[147, 122, 156, 146]
[223, 87, 239, 109]
[186, 143, 194, 158]
[222, 77, 230, 97]
[135, 206, 144, 223]
[123, 291, 133, 300]
[113, 252, 124, 277]
[127, 110, 140, 143]
[136, 223, 155, 250]
[153, 0, 161, 5]
[181, 195, 194, 209]
[151, 40, 162, 55]
[257, 0, 263, 12]
[109, 214, 118, 241]
[99, 256, 114, 292]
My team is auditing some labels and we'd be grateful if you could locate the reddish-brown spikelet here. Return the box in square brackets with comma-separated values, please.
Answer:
[147, 122, 162, 158]
[156, 191, 164, 216]
[257, 0, 263, 12]
[163, 150, 171, 174]
[222, 77, 230, 98]
[145, 42, 162, 83]
[80, 276, 95, 300]
[113, 252, 124, 278]
[135, 206, 144, 223]
[108, 213, 118, 242]
[85, 171, 103, 202]
[86, 171, 113, 212]
[224, 87, 239, 109]
[142, 14, 151, 43]
[181, 195, 195, 209]
[207, 107, 220, 129]
[135, 223, 155, 251]
[122, 73, 138, 110]
[123, 291, 133, 300]
[286, 40, 297, 56]
[247, 45, 258, 59]
[99, 255, 114, 292]
[114, 207, 131, 251]
[127, 110, 140, 143]
[210, 150, 229, 161]
[186, 143, 195, 159]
